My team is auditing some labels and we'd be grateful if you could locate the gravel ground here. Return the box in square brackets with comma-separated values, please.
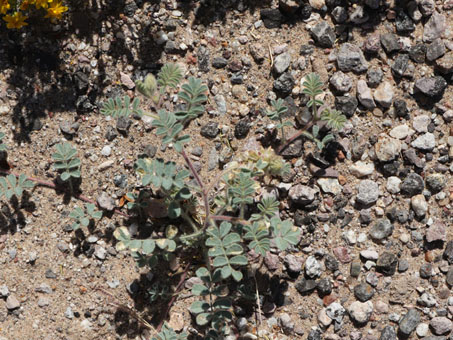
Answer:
[0, 0, 453, 340]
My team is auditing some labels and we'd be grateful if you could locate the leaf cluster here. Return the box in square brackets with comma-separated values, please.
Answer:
[69, 203, 102, 230]
[100, 95, 143, 118]
[0, 174, 34, 200]
[52, 143, 81, 181]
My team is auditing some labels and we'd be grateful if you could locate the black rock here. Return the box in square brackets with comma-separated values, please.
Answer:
[354, 282, 375, 302]
[398, 309, 421, 336]
[234, 119, 250, 139]
[75, 95, 94, 113]
[401, 173, 424, 196]
[380, 326, 397, 340]
[311, 21, 335, 48]
[335, 96, 358, 118]
[409, 43, 427, 63]
[376, 252, 398, 276]
[230, 73, 243, 84]
[201, 122, 219, 139]
[395, 10, 415, 33]
[274, 72, 295, 95]
[295, 278, 317, 295]
[260, 8, 284, 29]
[280, 139, 303, 158]
[212, 56, 228, 69]
[331, 6, 348, 23]
[381, 33, 401, 54]
[394, 99, 409, 117]
[391, 54, 409, 78]
[316, 278, 332, 296]
[299, 4, 312, 20]
[443, 241, 453, 264]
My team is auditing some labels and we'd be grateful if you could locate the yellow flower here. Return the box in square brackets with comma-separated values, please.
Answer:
[35, 0, 51, 9]
[3, 11, 28, 29]
[44, 0, 67, 20]
[0, 0, 10, 14]
[20, 0, 35, 10]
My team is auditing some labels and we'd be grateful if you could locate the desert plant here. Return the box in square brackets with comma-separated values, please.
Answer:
[0, 173, 34, 200]
[277, 73, 347, 153]
[102, 64, 301, 337]
[52, 142, 81, 182]
[0, 132, 6, 151]
[69, 203, 103, 230]
[266, 98, 293, 143]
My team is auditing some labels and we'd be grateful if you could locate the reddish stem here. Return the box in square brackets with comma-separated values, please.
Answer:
[0, 170, 129, 218]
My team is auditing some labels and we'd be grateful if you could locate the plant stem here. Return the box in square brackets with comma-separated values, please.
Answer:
[0, 170, 129, 218]
[210, 214, 250, 226]
[142, 111, 159, 119]
[279, 118, 286, 144]
[277, 119, 314, 154]
[180, 149, 211, 230]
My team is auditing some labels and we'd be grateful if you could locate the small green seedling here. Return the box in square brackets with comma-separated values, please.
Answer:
[0, 174, 34, 200]
[69, 203, 103, 230]
[266, 98, 294, 143]
[52, 143, 81, 182]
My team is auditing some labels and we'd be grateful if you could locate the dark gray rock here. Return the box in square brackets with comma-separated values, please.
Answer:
[295, 278, 317, 295]
[443, 241, 453, 264]
[394, 99, 408, 117]
[381, 33, 401, 54]
[401, 173, 424, 196]
[212, 57, 228, 69]
[398, 259, 409, 272]
[335, 96, 358, 118]
[260, 8, 284, 29]
[367, 67, 384, 88]
[337, 43, 368, 73]
[311, 21, 335, 48]
[274, 72, 295, 95]
[446, 267, 453, 287]
[391, 54, 409, 78]
[369, 219, 394, 241]
[409, 43, 426, 63]
[426, 174, 446, 193]
[354, 283, 375, 302]
[197, 46, 210, 73]
[399, 309, 421, 336]
[420, 263, 433, 279]
[376, 252, 398, 276]
[396, 11, 415, 33]
[317, 278, 332, 296]
[200, 122, 219, 139]
[426, 39, 446, 61]
[332, 6, 348, 23]
[234, 119, 250, 139]
[380, 325, 397, 340]
[116, 116, 131, 133]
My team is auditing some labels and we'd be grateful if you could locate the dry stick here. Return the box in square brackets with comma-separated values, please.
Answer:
[0, 170, 130, 218]
[156, 261, 191, 332]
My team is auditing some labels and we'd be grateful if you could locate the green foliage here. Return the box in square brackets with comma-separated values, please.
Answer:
[228, 171, 255, 209]
[69, 203, 102, 230]
[175, 77, 208, 121]
[190, 267, 233, 336]
[52, 143, 81, 181]
[243, 222, 270, 257]
[321, 109, 348, 130]
[0, 174, 34, 200]
[270, 217, 300, 251]
[0, 132, 6, 151]
[151, 323, 187, 340]
[158, 64, 184, 91]
[250, 196, 279, 222]
[206, 222, 248, 282]
[302, 73, 324, 108]
[152, 110, 190, 152]
[100, 95, 143, 118]
[135, 158, 189, 190]
[266, 98, 287, 121]
[136, 74, 159, 103]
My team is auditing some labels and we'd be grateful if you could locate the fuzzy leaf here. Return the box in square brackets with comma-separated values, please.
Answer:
[271, 217, 300, 251]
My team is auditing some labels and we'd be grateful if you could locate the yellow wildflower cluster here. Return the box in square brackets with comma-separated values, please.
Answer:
[1, 0, 68, 29]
